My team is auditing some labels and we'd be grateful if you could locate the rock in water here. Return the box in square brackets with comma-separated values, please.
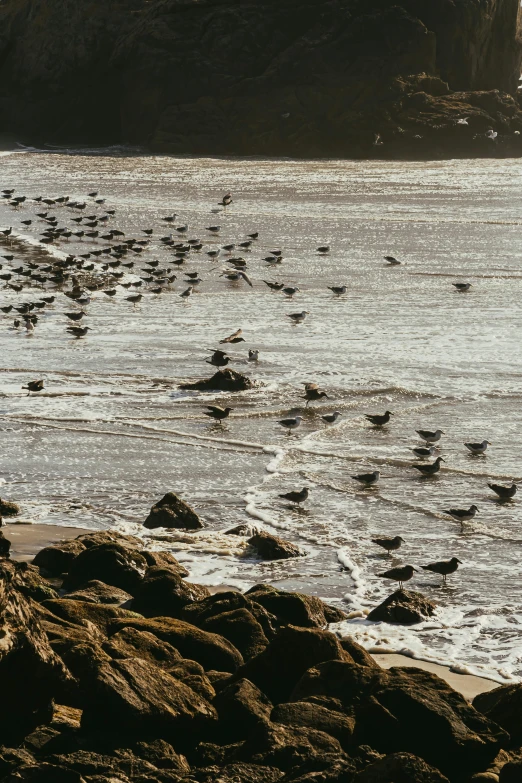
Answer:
[247, 531, 303, 561]
[143, 491, 203, 530]
[0, 530, 11, 558]
[0, 498, 20, 516]
[367, 589, 436, 624]
[180, 369, 254, 392]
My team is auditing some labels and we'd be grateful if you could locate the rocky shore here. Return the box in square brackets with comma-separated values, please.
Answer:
[1, 0, 522, 158]
[1, 508, 522, 782]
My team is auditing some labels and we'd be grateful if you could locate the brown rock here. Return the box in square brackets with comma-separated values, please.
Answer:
[143, 492, 203, 531]
[247, 532, 303, 561]
[474, 683, 522, 745]
[132, 739, 190, 772]
[272, 701, 355, 751]
[339, 636, 380, 668]
[41, 599, 141, 635]
[103, 626, 182, 669]
[238, 720, 344, 771]
[62, 543, 147, 594]
[356, 752, 449, 782]
[33, 540, 87, 577]
[199, 608, 269, 661]
[0, 529, 11, 558]
[367, 589, 436, 624]
[132, 566, 209, 618]
[180, 368, 254, 392]
[0, 498, 20, 516]
[245, 584, 346, 628]
[139, 549, 189, 578]
[63, 580, 133, 605]
[213, 678, 272, 741]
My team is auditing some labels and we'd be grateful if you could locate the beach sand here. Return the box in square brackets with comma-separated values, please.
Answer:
[4, 522, 501, 700]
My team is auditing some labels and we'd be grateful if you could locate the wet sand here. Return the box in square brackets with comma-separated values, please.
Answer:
[5, 522, 89, 561]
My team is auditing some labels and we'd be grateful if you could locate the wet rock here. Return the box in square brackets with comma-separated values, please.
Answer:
[0, 498, 20, 516]
[225, 523, 260, 536]
[103, 627, 182, 669]
[0, 529, 11, 557]
[246, 584, 346, 628]
[139, 549, 189, 578]
[355, 752, 450, 782]
[108, 616, 244, 672]
[62, 543, 148, 594]
[272, 701, 355, 751]
[33, 540, 87, 576]
[192, 763, 282, 782]
[80, 656, 217, 738]
[367, 589, 436, 625]
[168, 658, 216, 701]
[15, 562, 59, 602]
[2, 763, 85, 782]
[213, 678, 272, 741]
[182, 590, 278, 641]
[132, 566, 210, 618]
[199, 608, 269, 661]
[237, 720, 344, 771]
[34, 603, 106, 659]
[0, 748, 36, 778]
[42, 598, 142, 635]
[132, 739, 190, 772]
[339, 637, 380, 669]
[236, 625, 350, 703]
[180, 368, 254, 392]
[474, 683, 522, 745]
[143, 492, 203, 531]
[77, 530, 142, 550]
[247, 532, 303, 561]
[291, 661, 508, 778]
[63, 580, 133, 606]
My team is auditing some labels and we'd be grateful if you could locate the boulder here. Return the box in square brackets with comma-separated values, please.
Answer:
[500, 760, 522, 782]
[182, 590, 278, 641]
[200, 608, 269, 661]
[62, 543, 147, 594]
[367, 589, 436, 624]
[34, 603, 105, 659]
[247, 532, 303, 561]
[474, 683, 522, 745]
[33, 540, 87, 577]
[180, 369, 254, 392]
[0, 530, 11, 558]
[245, 584, 346, 628]
[355, 752, 450, 782]
[41, 599, 141, 635]
[76, 530, 142, 550]
[80, 656, 217, 738]
[237, 721, 344, 771]
[143, 492, 203, 531]
[225, 523, 261, 536]
[168, 658, 216, 701]
[139, 549, 189, 578]
[0, 748, 36, 778]
[339, 637, 380, 668]
[213, 678, 272, 741]
[1, 763, 85, 782]
[132, 566, 210, 617]
[15, 563, 59, 603]
[132, 739, 190, 772]
[291, 661, 509, 778]
[236, 625, 350, 703]
[63, 580, 133, 605]
[103, 627, 182, 669]
[108, 616, 244, 672]
[0, 561, 74, 743]
[272, 701, 355, 751]
[0, 498, 20, 516]
[191, 763, 282, 782]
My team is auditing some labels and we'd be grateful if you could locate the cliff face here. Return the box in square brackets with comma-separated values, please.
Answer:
[0, 0, 521, 157]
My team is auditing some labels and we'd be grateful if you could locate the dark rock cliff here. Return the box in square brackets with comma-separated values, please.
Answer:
[0, 0, 521, 157]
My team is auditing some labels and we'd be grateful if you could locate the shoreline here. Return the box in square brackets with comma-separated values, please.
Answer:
[5, 520, 501, 700]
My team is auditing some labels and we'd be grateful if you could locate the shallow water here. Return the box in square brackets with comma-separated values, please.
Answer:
[1, 147, 522, 682]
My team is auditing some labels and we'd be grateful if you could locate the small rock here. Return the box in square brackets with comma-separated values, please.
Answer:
[143, 492, 203, 530]
[180, 368, 254, 392]
[0, 498, 20, 516]
[247, 531, 303, 560]
[225, 523, 260, 536]
[367, 589, 436, 624]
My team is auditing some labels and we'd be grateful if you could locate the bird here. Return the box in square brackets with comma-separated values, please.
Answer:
[264, 281, 284, 291]
[328, 285, 347, 295]
[456, 118, 469, 125]
[412, 457, 444, 476]
[126, 294, 143, 306]
[287, 311, 309, 324]
[412, 446, 436, 458]
[303, 383, 328, 406]
[416, 428, 444, 445]
[351, 470, 380, 487]
[65, 311, 85, 321]
[279, 487, 309, 505]
[220, 329, 244, 344]
[22, 380, 44, 394]
[282, 286, 299, 297]
[203, 406, 232, 423]
[206, 226, 220, 233]
[67, 326, 90, 338]
[379, 564, 416, 589]
[421, 557, 462, 584]
[317, 246, 330, 253]
[365, 411, 392, 426]
[321, 411, 342, 425]
[488, 483, 517, 500]
[453, 283, 472, 292]
[278, 416, 303, 434]
[372, 536, 404, 557]
[384, 256, 401, 265]
[464, 440, 490, 455]
[220, 192, 232, 207]
[486, 129, 498, 140]
[247, 232, 259, 240]
[206, 350, 230, 367]
[443, 505, 478, 525]
[180, 286, 193, 298]
[248, 349, 259, 362]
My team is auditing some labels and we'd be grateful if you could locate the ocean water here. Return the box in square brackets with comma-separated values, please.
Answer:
[1, 146, 522, 683]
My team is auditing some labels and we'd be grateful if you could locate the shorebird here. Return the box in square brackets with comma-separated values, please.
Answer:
[247, 232, 259, 240]
[384, 256, 401, 265]
[464, 440, 490, 455]
[264, 281, 284, 291]
[303, 383, 328, 406]
[67, 326, 90, 338]
[379, 564, 416, 589]
[321, 411, 342, 425]
[22, 380, 44, 394]
[287, 311, 309, 324]
[65, 311, 85, 321]
[282, 286, 299, 297]
[372, 536, 404, 557]
[416, 428, 444, 445]
[203, 406, 232, 423]
[248, 349, 259, 362]
[220, 329, 245, 344]
[365, 411, 392, 426]
[351, 470, 380, 487]
[180, 286, 193, 298]
[279, 487, 309, 505]
[317, 246, 330, 253]
[125, 294, 142, 306]
[206, 226, 220, 234]
[444, 505, 478, 525]
[220, 192, 232, 207]
[278, 416, 303, 434]
[412, 457, 444, 476]
[206, 350, 230, 367]
[453, 283, 472, 292]
[412, 446, 436, 458]
[328, 285, 347, 295]
[488, 483, 517, 500]
[421, 557, 462, 583]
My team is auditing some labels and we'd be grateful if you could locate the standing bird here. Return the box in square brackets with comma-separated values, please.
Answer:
[125, 294, 143, 306]
[464, 440, 490, 455]
[203, 406, 232, 423]
[412, 446, 436, 458]
[328, 285, 347, 295]
[453, 282, 472, 292]
[264, 280, 285, 291]
[67, 326, 90, 338]
[412, 457, 444, 476]
[279, 487, 309, 505]
[22, 380, 45, 394]
[372, 535, 404, 557]
[443, 505, 478, 525]
[303, 383, 328, 406]
[287, 311, 309, 324]
[317, 246, 330, 253]
[248, 349, 259, 362]
[416, 428, 444, 445]
[421, 557, 462, 584]
[180, 286, 193, 299]
[351, 470, 380, 487]
[379, 564, 416, 589]
[220, 192, 232, 207]
[365, 411, 392, 426]
[488, 482, 517, 500]
[278, 415, 303, 434]
[321, 411, 342, 425]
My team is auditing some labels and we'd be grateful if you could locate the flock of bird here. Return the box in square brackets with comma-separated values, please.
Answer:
[0, 184, 517, 598]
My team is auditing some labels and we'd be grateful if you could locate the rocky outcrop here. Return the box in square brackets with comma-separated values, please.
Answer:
[245, 584, 346, 628]
[33, 540, 87, 577]
[62, 542, 147, 594]
[474, 683, 522, 745]
[247, 532, 304, 561]
[0, 0, 522, 158]
[143, 492, 203, 531]
[368, 589, 436, 624]
[132, 566, 210, 618]
[0, 497, 20, 515]
[180, 369, 254, 392]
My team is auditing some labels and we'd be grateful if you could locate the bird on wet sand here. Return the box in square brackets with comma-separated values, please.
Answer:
[453, 283, 472, 292]
[203, 406, 232, 423]
[322, 411, 342, 425]
[328, 285, 347, 295]
[65, 311, 85, 321]
[379, 564, 416, 589]
[67, 326, 90, 338]
[366, 411, 392, 426]
[264, 280, 284, 291]
[287, 311, 309, 324]
[412, 456, 444, 476]
[278, 415, 303, 434]
[421, 557, 462, 584]
[303, 383, 328, 406]
[465, 440, 490, 455]
[220, 192, 232, 207]
[443, 505, 478, 525]
[180, 286, 193, 298]
[279, 487, 309, 505]
[352, 470, 380, 487]
[282, 286, 299, 297]
[416, 428, 444, 445]
[488, 482, 517, 500]
[412, 445, 436, 458]
[384, 256, 401, 265]
[317, 246, 330, 253]
[126, 294, 142, 306]
[22, 379, 44, 394]
[372, 535, 404, 557]
[220, 329, 244, 344]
